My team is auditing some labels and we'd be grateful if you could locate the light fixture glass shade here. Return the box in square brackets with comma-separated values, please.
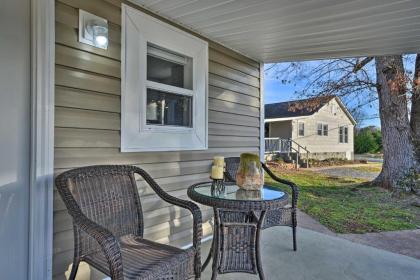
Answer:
[92, 24, 108, 49]
[79, 10, 109, 50]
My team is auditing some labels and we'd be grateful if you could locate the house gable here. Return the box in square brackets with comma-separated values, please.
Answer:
[287, 98, 354, 156]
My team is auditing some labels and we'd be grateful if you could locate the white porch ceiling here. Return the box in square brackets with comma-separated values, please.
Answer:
[130, 0, 420, 63]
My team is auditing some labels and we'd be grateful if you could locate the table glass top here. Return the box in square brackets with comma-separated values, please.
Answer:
[192, 183, 286, 202]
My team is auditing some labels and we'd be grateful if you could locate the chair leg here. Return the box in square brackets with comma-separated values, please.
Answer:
[69, 258, 80, 280]
[195, 253, 201, 280]
[292, 211, 297, 251]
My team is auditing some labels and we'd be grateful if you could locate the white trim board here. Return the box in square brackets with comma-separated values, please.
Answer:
[29, 0, 55, 279]
[121, 4, 209, 152]
[259, 63, 265, 161]
[265, 116, 308, 123]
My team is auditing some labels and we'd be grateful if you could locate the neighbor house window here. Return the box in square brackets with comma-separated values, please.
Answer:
[339, 126, 349, 143]
[317, 123, 328, 136]
[323, 124, 329, 136]
[298, 122, 305, 136]
[317, 123, 323, 136]
[121, 5, 208, 152]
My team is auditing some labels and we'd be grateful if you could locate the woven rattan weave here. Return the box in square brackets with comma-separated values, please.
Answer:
[224, 157, 299, 250]
[188, 182, 288, 280]
[56, 165, 202, 280]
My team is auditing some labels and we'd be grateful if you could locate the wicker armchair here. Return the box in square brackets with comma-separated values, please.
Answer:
[55, 165, 202, 280]
[224, 157, 298, 251]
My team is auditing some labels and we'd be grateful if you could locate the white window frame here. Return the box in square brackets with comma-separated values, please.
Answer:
[323, 123, 329, 136]
[317, 123, 323, 136]
[339, 126, 349, 143]
[317, 123, 328, 136]
[298, 122, 305, 136]
[121, 4, 208, 152]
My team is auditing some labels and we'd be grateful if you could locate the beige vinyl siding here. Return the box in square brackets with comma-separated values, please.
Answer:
[53, 0, 261, 279]
[290, 99, 354, 156]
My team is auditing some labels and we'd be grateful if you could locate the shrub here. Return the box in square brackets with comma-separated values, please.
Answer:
[355, 129, 380, 154]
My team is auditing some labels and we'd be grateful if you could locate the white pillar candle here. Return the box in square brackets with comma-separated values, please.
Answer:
[211, 165, 224, 179]
[213, 156, 225, 167]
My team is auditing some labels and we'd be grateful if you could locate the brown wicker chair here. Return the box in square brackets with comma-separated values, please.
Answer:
[55, 165, 202, 280]
[224, 157, 298, 251]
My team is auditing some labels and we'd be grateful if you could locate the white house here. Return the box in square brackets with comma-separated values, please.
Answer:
[265, 96, 356, 160]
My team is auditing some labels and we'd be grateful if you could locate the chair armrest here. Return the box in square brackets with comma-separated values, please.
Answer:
[74, 214, 124, 280]
[135, 169, 203, 251]
[262, 163, 299, 209]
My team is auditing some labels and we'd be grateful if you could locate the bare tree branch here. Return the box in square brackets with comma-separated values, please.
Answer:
[353, 57, 374, 73]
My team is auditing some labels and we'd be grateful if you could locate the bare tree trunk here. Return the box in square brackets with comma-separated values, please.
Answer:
[411, 54, 420, 165]
[375, 56, 416, 190]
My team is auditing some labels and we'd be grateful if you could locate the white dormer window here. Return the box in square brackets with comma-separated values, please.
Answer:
[121, 5, 208, 152]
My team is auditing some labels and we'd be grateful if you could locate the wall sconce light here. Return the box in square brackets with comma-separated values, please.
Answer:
[79, 10, 109, 49]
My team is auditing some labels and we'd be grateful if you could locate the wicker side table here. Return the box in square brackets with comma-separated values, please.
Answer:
[188, 182, 288, 280]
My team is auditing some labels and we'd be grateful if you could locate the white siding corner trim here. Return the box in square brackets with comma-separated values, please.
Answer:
[121, 4, 208, 152]
[29, 0, 55, 279]
[259, 63, 265, 160]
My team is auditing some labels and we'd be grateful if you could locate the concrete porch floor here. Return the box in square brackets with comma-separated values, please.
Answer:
[200, 227, 420, 280]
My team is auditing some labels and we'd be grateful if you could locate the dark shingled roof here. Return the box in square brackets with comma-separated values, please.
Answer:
[265, 96, 335, 119]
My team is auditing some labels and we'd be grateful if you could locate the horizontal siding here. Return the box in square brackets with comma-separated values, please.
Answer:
[54, 147, 259, 169]
[55, 44, 121, 78]
[53, 0, 261, 279]
[55, 86, 121, 113]
[209, 85, 259, 107]
[55, 66, 121, 95]
[54, 128, 258, 148]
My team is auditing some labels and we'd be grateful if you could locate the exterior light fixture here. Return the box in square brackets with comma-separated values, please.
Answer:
[79, 10, 109, 49]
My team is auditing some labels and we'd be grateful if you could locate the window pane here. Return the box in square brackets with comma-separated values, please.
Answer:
[344, 127, 349, 143]
[323, 124, 328, 136]
[298, 123, 304, 136]
[339, 127, 343, 143]
[317, 124, 323, 136]
[147, 44, 193, 89]
[146, 89, 192, 127]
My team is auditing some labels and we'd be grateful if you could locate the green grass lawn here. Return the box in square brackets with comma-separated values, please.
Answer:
[265, 169, 420, 234]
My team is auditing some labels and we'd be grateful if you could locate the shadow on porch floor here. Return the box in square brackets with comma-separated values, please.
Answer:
[200, 227, 420, 280]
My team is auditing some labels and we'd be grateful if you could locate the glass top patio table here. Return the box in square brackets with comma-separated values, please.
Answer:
[187, 182, 288, 211]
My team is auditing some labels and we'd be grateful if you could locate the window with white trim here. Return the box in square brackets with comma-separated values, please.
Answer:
[298, 122, 305, 136]
[339, 126, 349, 143]
[121, 5, 208, 152]
[317, 123, 328, 136]
[317, 123, 322, 136]
[323, 124, 329, 136]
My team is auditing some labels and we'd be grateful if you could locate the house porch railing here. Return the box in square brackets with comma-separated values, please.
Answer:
[264, 138, 310, 169]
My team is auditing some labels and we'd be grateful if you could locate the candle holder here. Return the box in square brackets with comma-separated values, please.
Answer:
[210, 178, 225, 196]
